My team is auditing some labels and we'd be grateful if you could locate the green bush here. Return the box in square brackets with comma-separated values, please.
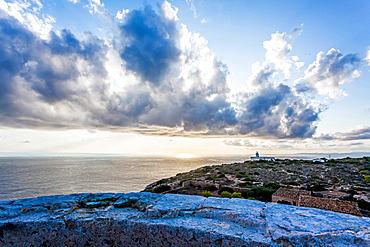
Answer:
[360, 170, 370, 175]
[241, 187, 274, 202]
[307, 184, 326, 191]
[365, 176, 370, 183]
[243, 176, 257, 182]
[358, 199, 370, 210]
[264, 182, 281, 190]
[238, 181, 253, 187]
[236, 171, 246, 178]
[202, 191, 212, 197]
[221, 191, 232, 198]
[231, 192, 242, 198]
[218, 187, 234, 195]
[341, 195, 357, 202]
[153, 185, 171, 193]
[204, 185, 218, 191]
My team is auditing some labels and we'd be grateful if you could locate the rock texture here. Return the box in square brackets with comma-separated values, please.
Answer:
[1, 192, 370, 246]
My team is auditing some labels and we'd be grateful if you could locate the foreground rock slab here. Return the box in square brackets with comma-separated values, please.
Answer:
[0, 193, 370, 246]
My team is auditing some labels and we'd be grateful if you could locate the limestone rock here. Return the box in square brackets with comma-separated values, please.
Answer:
[0, 193, 369, 246]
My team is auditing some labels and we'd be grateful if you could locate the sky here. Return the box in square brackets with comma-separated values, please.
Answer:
[0, 0, 369, 157]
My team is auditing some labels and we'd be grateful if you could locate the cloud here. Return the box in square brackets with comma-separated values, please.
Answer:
[0, 0, 54, 40]
[237, 32, 321, 138]
[366, 47, 370, 66]
[222, 138, 295, 150]
[0, 1, 235, 135]
[118, 4, 180, 85]
[116, 9, 129, 20]
[263, 32, 303, 79]
[316, 126, 370, 141]
[200, 18, 209, 24]
[185, 0, 198, 18]
[294, 48, 362, 98]
[0, 1, 367, 141]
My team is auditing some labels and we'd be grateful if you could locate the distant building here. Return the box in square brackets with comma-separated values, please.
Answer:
[313, 158, 325, 163]
[250, 151, 275, 162]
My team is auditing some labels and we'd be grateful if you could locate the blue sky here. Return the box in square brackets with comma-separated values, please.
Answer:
[0, 0, 369, 156]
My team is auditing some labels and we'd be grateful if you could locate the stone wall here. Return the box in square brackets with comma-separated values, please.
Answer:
[299, 195, 363, 217]
[272, 195, 297, 206]
[272, 188, 311, 206]
[1, 193, 370, 246]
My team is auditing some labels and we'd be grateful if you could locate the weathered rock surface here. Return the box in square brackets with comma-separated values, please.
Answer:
[0, 192, 370, 246]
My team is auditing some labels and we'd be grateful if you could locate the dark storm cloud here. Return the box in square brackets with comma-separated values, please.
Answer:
[119, 5, 180, 85]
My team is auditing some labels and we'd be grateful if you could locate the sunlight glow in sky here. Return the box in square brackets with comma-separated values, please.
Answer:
[0, 0, 369, 156]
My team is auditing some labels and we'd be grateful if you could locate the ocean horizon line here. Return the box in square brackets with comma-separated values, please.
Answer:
[0, 152, 369, 159]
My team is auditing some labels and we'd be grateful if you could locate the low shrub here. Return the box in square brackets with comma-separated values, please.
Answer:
[204, 185, 218, 191]
[231, 192, 242, 198]
[341, 195, 357, 202]
[264, 182, 281, 190]
[358, 199, 370, 210]
[218, 187, 234, 195]
[241, 187, 274, 202]
[153, 185, 171, 193]
[236, 171, 246, 178]
[307, 184, 326, 191]
[238, 181, 253, 187]
[221, 191, 232, 198]
[202, 191, 212, 197]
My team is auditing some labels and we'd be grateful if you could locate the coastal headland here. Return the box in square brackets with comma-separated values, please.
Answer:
[144, 157, 370, 216]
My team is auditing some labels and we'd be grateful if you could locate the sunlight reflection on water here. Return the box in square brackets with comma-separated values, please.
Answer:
[0, 156, 245, 201]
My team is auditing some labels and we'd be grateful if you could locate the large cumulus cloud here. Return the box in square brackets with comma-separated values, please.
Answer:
[0, 0, 367, 139]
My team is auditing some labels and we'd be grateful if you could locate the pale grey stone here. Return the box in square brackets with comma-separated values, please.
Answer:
[0, 193, 370, 246]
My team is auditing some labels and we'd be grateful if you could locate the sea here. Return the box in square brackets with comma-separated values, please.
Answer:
[1, 152, 369, 202]
[0, 155, 246, 201]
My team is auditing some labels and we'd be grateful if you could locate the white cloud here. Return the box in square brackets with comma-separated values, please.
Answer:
[0, 0, 54, 40]
[200, 18, 209, 24]
[262, 32, 303, 79]
[186, 0, 198, 18]
[295, 48, 361, 98]
[86, 0, 105, 15]
[366, 47, 370, 66]
[116, 9, 129, 20]
[161, 1, 179, 21]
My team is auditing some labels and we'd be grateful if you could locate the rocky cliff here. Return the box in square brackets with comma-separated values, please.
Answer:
[1, 192, 370, 246]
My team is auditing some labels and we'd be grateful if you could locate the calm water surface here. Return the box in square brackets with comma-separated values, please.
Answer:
[0, 156, 245, 201]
